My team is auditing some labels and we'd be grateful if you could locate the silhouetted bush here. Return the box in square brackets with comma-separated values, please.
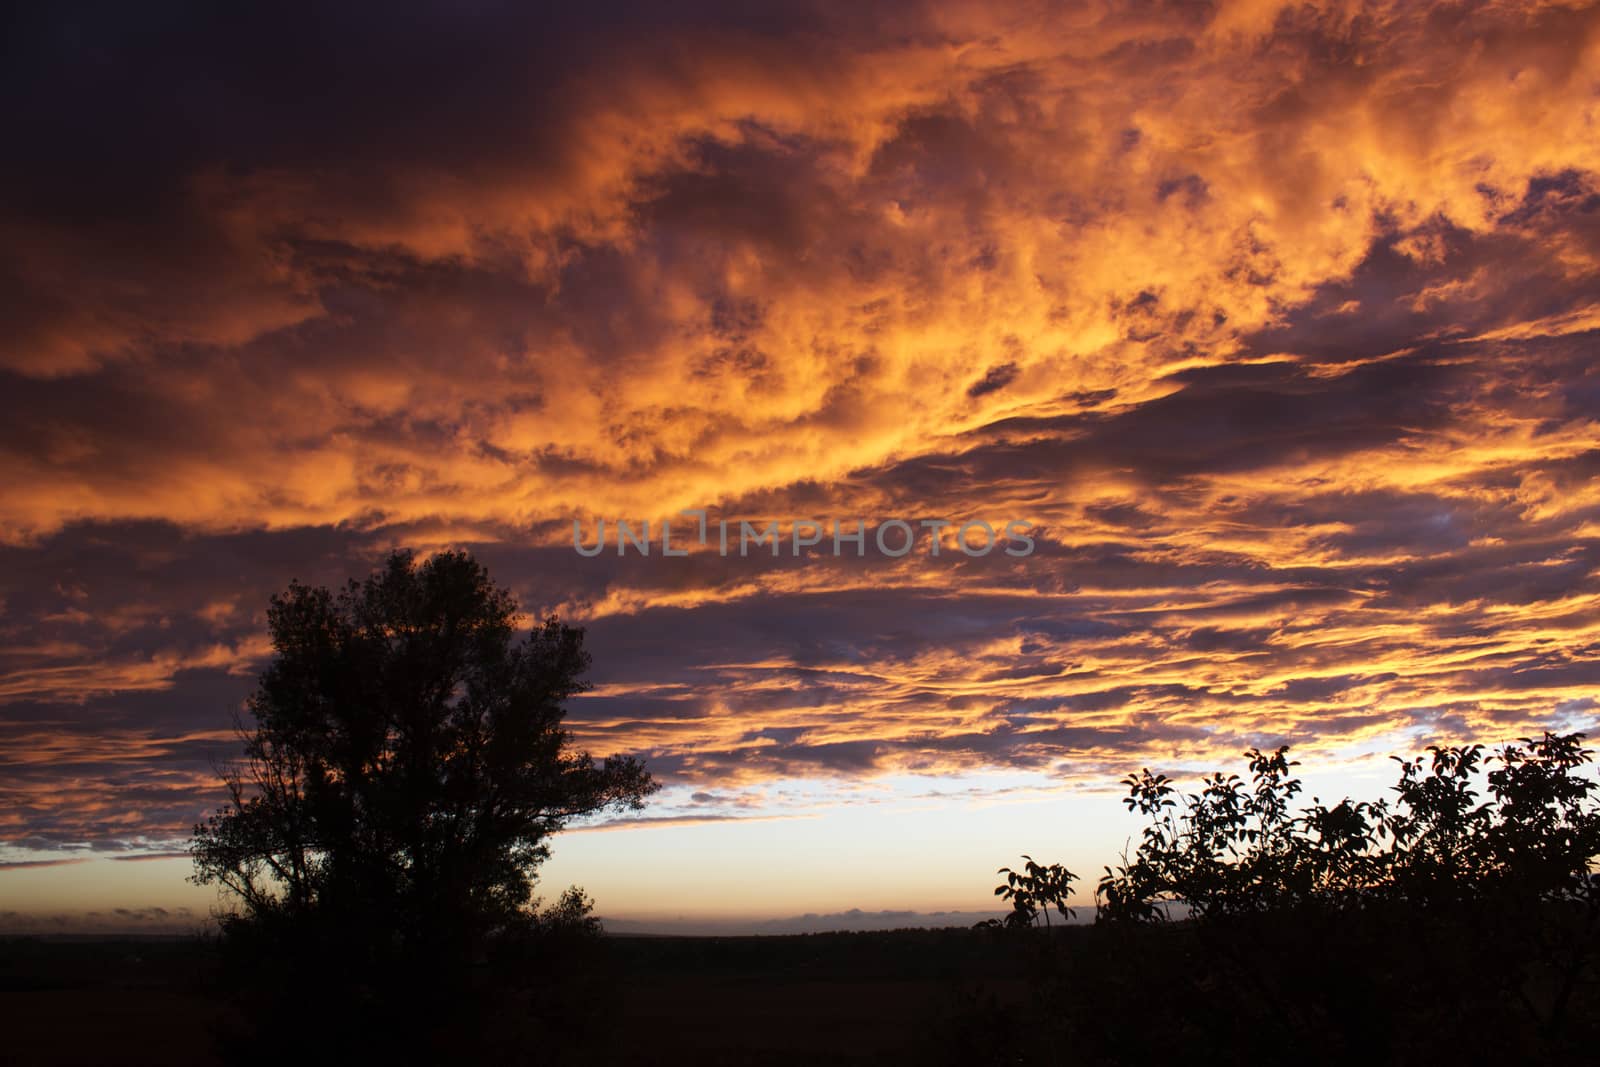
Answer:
[956, 731, 1600, 1065]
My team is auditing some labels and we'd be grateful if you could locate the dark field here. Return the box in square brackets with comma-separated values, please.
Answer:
[10, 908, 1598, 1066]
[0, 930, 1025, 1066]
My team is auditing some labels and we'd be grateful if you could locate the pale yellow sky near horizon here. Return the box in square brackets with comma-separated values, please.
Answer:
[2, 757, 1426, 933]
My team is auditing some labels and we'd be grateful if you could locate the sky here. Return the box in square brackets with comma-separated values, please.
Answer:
[2, 0, 1599, 934]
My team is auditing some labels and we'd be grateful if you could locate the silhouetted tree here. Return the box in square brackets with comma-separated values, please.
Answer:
[962, 730, 1600, 1065]
[1094, 732, 1600, 926]
[190, 549, 656, 1063]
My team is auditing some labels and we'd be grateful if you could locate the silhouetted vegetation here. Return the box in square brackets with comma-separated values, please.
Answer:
[983, 856, 1077, 930]
[954, 731, 1600, 1065]
[188, 550, 656, 1064]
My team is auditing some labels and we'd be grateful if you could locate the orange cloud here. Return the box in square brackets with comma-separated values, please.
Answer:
[1, 0, 1597, 857]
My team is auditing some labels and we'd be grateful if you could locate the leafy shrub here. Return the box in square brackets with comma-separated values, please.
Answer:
[965, 730, 1600, 1065]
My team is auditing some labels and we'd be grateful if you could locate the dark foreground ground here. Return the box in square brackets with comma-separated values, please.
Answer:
[0, 929, 1024, 1066]
[10, 915, 1596, 1065]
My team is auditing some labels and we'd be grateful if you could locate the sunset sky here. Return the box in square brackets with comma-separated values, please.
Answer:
[3, 0, 1599, 934]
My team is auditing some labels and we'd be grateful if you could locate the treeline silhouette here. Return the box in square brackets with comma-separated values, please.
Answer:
[954, 733, 1600, 1066]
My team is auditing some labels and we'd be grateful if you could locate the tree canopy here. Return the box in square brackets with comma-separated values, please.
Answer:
[190, 549, 655, 1052]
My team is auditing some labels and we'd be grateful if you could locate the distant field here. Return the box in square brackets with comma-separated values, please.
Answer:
[0, 930, 1025, 1066]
